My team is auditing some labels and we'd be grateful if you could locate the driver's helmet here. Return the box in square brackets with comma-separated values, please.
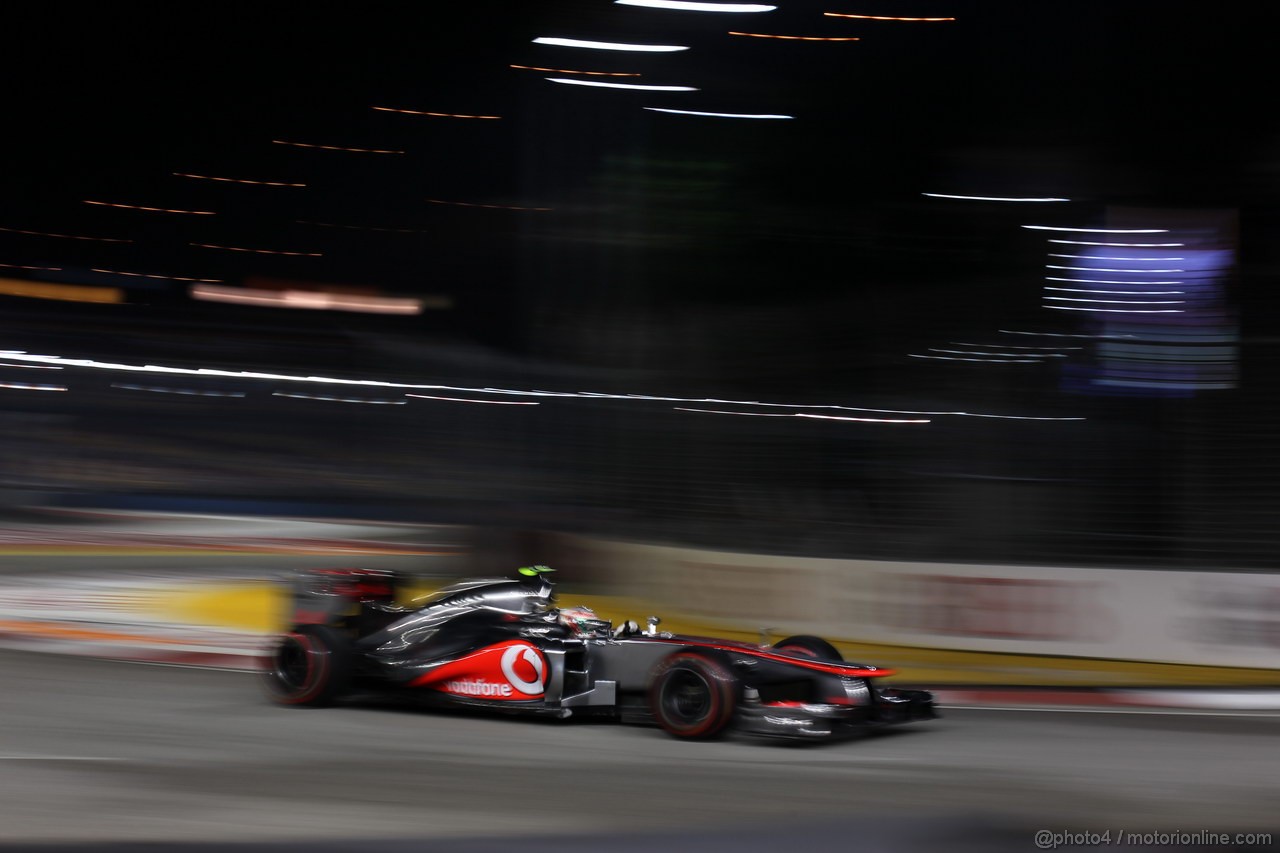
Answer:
[558, 605, 609, 638]
[517, 565, 556, 613]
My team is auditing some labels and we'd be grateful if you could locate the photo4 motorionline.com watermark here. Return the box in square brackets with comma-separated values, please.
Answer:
[1035, 830, 1273, 849]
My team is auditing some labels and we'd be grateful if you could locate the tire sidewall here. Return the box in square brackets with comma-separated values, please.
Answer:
[264, 624, 350, 706]
[648, 650, 739, 739]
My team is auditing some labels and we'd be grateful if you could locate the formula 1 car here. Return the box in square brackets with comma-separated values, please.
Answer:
[261, 565, 936, 740]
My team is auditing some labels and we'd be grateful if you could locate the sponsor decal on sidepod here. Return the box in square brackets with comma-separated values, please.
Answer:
[421, 640, 547, 700]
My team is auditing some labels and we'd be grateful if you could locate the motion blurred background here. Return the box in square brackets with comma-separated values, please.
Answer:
[2, 1, 1275, 570]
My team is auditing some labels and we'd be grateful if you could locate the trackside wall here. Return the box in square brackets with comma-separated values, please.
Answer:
[549, 534, 1280, 670]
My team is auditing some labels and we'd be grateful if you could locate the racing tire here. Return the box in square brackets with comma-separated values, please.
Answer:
[262, 624, 353, 707]
[648, 650, 740, 740]
[771, 635, 843, 662]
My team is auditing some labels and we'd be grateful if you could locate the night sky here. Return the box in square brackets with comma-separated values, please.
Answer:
[1, 2, 1273, 338]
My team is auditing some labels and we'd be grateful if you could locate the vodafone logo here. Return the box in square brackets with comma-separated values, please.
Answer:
[500, 643, 545, 695]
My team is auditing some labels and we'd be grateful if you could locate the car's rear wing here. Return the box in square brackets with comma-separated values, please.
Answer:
[285, 567, 399, 629]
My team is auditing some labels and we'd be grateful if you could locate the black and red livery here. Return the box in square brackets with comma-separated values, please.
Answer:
[262, 566, 936, 740]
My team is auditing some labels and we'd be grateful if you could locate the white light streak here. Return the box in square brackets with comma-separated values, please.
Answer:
[1045, 286, 1184, 295]
[1023, 225, 1168, 234]
[533, 37, 689, 52]
[272, 392, 406, 405]
[1046, 265, 1185, 273]
[950, 342, 1083, 351]
[1046, 306, 1184, 314]
[406, 394, 539, 406]
[1045, 297, 1184, 305]
[0, 382, 66, 391]
[547, 78, 697, 91]
[1049, 254, 1184, 261]
[923, 193, 1069, 202]
[0, 362, 63, 369]
[1046, 276, 1183, 286]
[1047, 239, 1184, 247]
[0, 351, 1084, 421]
[616, 0, 776, 10]
[929, 348, 1066, 358]
[644, 107, 792, 119]
[674, 407, 929, 423]
[112, 384, 246, 398]
[909, 355, 1043, 364]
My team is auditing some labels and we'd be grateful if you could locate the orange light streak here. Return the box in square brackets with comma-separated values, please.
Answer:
[509, 64, 640, 77]
[173, 172, 306, 187]
[91, 268, 222, 283]
[189, 243, 322, 257]
[372, 106, 501, 120]
[824, 12, 955, 21]
[271, 140, 405, 154]
[83, 200, 215, 215]
[0, 226, 131, 243]
[0, 263, 61, 271]
[729, 31, 860, 40]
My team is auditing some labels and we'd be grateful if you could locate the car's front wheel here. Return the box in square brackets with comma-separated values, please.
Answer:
[262, 624, 352, 707]
[647, 650, 740, 739]
[771, 634, 843, 662]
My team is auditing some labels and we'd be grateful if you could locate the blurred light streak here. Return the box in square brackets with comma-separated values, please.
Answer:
[0, 226, 130, 243]
[951, 342, 1082, 350]
[1045, 297, 1184, 305]
[189, 243, 322, 257]
[1047, 264, 1185, 273]
[406, 394, 540, 405]
[546, 78, 697, 91]
[272, 392, 406, 405]
[1046, 276, 1182, 285]
[824, 12, 955, 21]
[91, 268, 222, 283]
[644, 107, 792, 118]
[910, 354, 1043, 364]
[923, 193, 1068, 202]
[929, 348, 1066, 358]
[0, 278, 123, 303]
[111, 384, 246, 398]
[1049, 253, 1184, 261]
[371, 106, 501, 119]
[1048, 239, 1183, 247]
[533, 37, 689, 52]
[1046, 286, 1184, 295]
[0, 362, 62, 369]
[511, 64, 639, 77]
[271, 140, 405, 154]
[1000, 329, 1136, 339]
[0, 352, 1084, 420]
[729, 31, 860, 40]
[426, 199, 552, 211]
[0, 263, 61, 271]
[1046, 306, 1183, 313]
[1023, 225, 1167, 233]
[190, 284, 424, 314]
[0, 382, 66, 391]
[173, 173, 306, 187]
[674, 407, 929, 423]
[83, 200, 215, 215]
[617, 0, 776, 10]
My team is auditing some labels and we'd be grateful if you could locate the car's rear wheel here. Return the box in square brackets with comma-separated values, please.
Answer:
[771, 635, 843, 662]
[263, 624, 352, 707]
[648, 650, 740, 739]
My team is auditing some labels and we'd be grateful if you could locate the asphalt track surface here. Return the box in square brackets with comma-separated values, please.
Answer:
[1, 649, 1278, 852]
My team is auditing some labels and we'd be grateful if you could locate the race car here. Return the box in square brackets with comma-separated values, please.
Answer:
[261, 565, 936, 740]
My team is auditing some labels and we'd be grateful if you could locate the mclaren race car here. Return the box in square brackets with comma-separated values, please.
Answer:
[262, 565, 936, 740]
